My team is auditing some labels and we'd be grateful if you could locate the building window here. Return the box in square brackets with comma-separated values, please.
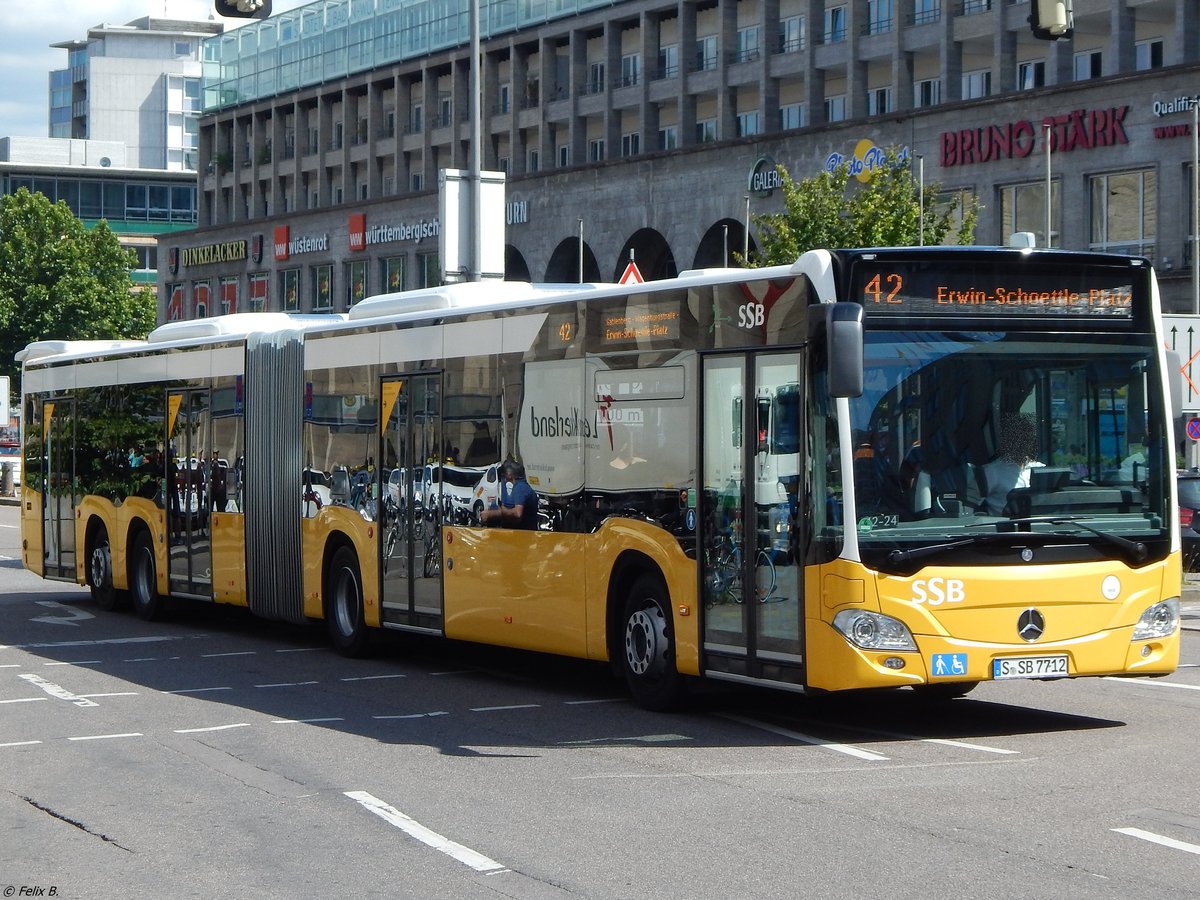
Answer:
[914, 78, 941, 108]
[219, 276, 238, 315]
[281, 268, 300, 312]
[658, 44, 679, 79]
[346, 260, 367, 308]
[1018, 60, 1045, 90]
[1000, 181, 1061, 249]
[1074, 50, 1102, 81]
[736, 27, 760, 63]
[867, 87, 892, 116]
[695, 35, 717, 71]
[192, 280, 211, 319]
[174, 41, 192, 56]
[658, 125, 678, 150]
[913, 0, 940, 26]
[825, 95, 846, 122]
[383, 256, 405, 293]
[621, 132, 640, 157]
[696, 118, 717, 143]
[248, 273, 268, 312]
[962, 69, 991, 99]
[1089, 169, 1156, 258]
[588, 138, 605, 162]
[497, 156, 509, 174]
[411, 173, 423, 192]
[410, 104, 423, 133]
[780, 103, 805, 130]
[1135, 39, 1163, 71]
[779, 16, 805, 53]
[621, 54, 640, 87]
[588, 61, 606, 93]
[866, 0, 893, 35]
[528, 149, 540, 172]
[419, 252, 440, 288]
[824, 6, 846, 43]
[313, 264, 333, 311]
[499, 83, 510, 113]
[167, 283, 185, 321]
[558, 144, 569, 167]
[736, 111, 761, 137]
[962, 0, 991, 13]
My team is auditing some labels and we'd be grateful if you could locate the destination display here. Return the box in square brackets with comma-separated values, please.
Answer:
[850, 258, 1140, 319]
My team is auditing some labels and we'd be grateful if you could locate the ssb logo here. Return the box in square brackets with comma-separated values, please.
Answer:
[911, 578, 965, 606]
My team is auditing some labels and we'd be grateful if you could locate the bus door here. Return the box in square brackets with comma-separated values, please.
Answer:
[380, 373, 444, 631]
[166, 389, 213, 599]
[700, 352, 805, 687]
[42, 398, 77, 580]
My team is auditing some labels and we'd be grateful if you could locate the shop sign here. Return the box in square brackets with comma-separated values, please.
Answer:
[348, 213, 439, 251]
[940, 106, 1129, 167]
[748, 156, 784, 197]
[824, 140, 910, 183]
[1151, 94, 1199, 140]
[506, 197, 529, 225]
[274, 225, 329, 260]
[179, 239, 247, 268]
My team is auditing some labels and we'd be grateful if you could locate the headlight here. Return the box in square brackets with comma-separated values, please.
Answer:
[1131, 598, 1180, 640]
[833, 609, 917, 651]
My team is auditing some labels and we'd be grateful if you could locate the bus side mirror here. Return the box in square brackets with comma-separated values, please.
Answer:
[826, 302, 863, 398]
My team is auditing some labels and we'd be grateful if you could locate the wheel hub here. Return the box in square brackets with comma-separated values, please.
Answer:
[625, 605, 665, 676]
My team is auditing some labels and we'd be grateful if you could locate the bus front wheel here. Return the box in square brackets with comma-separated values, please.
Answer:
[129, 529, 165, 621]
[621, 574, 685, 711]
[326, 545, 370, 657]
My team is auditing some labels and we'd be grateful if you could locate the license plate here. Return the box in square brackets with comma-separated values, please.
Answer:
[992, 655, 1069, 680]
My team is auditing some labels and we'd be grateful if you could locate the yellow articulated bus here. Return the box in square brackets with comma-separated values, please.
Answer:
[17, 246, 1181, 708]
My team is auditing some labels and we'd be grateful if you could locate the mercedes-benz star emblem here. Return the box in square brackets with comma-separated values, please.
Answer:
[1017, 608, 1045, 642]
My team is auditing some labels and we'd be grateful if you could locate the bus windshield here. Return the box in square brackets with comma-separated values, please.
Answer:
[840, 328, 1171, 571]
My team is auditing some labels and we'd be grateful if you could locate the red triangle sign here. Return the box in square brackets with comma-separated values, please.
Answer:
[618, 260, 644, 285]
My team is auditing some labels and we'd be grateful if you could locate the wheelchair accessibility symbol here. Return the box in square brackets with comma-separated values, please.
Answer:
[931, 653, 968, 677]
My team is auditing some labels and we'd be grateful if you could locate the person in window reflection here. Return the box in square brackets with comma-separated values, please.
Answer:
[982, 412, 1044, 515]
[480, 460, 538, 529]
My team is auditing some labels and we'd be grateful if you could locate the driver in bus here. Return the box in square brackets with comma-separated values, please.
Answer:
[982, 412, 1045, 515]
[480, 460, 539, 530]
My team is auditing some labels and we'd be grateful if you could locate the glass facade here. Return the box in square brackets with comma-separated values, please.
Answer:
[203, 0, 618, 111]
[3, 174, 197, 225]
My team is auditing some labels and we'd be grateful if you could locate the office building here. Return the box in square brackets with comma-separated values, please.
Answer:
[157, 0, 1200, 319]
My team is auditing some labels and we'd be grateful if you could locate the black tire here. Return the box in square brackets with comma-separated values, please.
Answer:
[87, 523, 126, 611]
[914, 681, 979, 700]
[620, 574, 685, 711]
[326, 545, 370, 657]
[128, 529, 165, 621]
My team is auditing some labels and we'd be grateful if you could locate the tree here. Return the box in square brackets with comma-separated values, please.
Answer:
[0, 187, 156, 387]
[743, 149, 979, 267]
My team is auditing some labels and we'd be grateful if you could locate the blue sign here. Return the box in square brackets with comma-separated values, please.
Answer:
[931, 653, 968, 677]
[685, 508, 697, 532]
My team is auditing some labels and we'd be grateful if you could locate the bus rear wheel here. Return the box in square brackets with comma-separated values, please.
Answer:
[87, 524, 126, 612]
[129, 529, 165, 621]
[621, 574, 685, 711]
[326, 545, 370, 657]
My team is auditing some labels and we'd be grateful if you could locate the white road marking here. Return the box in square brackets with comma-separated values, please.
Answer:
[373, 711, 448, 720]
[819, 721, 1019, 756]
[564, 698, 626, 705]
[31, 601, 96, 626]
[67, 733, 143, 742]
[718, 713, 890, 761]
[1102, 676, 1200, 692]
[175, 723, 253, 733]
[1, 741, 42, 748]
[341, 674, 406, 682]
[1113, 827, 1200, 855]
[470, 704, 540, 712]
[45, 660, 102, 666]
[0, 697, 46, 705]
[271, 717, 345, 724]
[202, 651, 256, 658]
[77, 692, 138, 699]
[559, 734, 692, 746]
[162, 686, 233, 694]
[345, 790, 509, 874]
[274, 647, 325, 653]
[18, 673, 98, 708]
[255, 681, 319, 688]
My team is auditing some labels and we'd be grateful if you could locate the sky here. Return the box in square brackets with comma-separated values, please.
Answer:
[0, 0, 308, 140]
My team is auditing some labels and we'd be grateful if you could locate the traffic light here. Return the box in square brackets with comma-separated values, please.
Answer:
[214, 0, 272, 18]
[1029, 0, 1073, 41]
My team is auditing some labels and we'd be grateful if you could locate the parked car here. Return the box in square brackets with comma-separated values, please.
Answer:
[1178, 469, 1200, 571]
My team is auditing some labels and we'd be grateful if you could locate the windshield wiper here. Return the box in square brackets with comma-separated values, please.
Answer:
[970, 515, 1148, 562]
[887, 533, 1017, 565]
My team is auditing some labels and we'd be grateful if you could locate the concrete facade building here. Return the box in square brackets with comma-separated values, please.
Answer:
[49, 16, 223, 171]
[157, 0, 1200, 320]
